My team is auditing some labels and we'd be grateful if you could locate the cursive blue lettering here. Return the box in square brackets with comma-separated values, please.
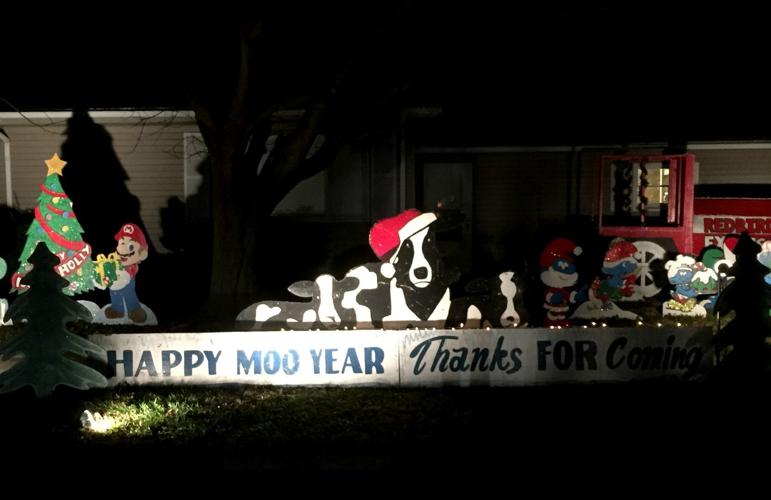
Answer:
[409, 335, 521, 375]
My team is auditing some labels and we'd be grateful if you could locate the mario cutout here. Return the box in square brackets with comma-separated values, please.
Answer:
[539, 238, 584, 327]
[79, 223, 157, 325]
[571, 237, 641, 321]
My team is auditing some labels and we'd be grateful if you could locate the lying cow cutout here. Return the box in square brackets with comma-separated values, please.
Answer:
[447, 271, 528, 328]
[339, 262, 389, 329]
[370, 209, 458, 329]
[237, 208, 463, 331]
[236, 274, 357, 330]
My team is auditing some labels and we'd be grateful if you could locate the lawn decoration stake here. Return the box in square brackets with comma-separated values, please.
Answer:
[10, 154, 96, 295]
[83, 223, 157, 325]
[0, 243, 107, 397]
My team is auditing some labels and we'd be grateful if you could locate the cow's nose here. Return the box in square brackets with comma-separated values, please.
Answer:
[414, 267, 428, 279]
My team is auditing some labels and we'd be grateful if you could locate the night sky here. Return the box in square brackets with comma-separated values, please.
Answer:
[3, 5, 771, 144]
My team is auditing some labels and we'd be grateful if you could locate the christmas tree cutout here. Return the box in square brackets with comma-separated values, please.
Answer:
[10, 154, 95, 295]
[712, 232, 771, 382]
[0, 243, 107, 397]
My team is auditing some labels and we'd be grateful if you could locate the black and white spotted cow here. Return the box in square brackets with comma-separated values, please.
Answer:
[236, 274, 357, 330]
[237, 209, 462, 331]
[338, 262, 389, 329]
[378, 217, 457, 329]
[329, 211, 459, 330]
[447, 271, 528, 328]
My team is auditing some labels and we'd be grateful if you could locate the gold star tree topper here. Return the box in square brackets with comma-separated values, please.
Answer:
[45, 153, 67, 176]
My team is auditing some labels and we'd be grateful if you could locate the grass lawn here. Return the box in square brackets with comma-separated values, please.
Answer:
[1, 379, 767, 479]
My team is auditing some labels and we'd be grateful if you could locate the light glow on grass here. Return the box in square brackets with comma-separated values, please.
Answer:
[81, 393, 198, 437]
[80, 410, 116, 433]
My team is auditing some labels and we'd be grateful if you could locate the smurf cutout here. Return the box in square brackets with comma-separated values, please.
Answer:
[594, 238, 639, 302]
[539, 238, 583, 327]
[572, 238, 641, 322]
[661, 253, 717, 318]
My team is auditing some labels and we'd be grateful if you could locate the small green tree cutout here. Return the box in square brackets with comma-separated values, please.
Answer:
[713, 232, 771, 382]
[0, 243, 107, 397]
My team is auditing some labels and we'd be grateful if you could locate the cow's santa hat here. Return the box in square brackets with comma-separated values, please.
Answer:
[540, 238, 582, 270]
[603, 238, 640, 266]
[369, 208, 437, 262]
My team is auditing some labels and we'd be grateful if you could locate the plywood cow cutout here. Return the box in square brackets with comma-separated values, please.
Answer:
[237, 208, 527, 330]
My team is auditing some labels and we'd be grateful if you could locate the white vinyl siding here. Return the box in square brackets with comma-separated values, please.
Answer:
[687, 148, 771, 184]
[0, 112, 199, 253]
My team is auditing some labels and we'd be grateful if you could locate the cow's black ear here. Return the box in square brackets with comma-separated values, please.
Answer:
[288, 280, 315, 298]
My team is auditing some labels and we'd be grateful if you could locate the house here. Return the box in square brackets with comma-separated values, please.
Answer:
[3, 108, 771, 283]
[0, 110, 199, 254]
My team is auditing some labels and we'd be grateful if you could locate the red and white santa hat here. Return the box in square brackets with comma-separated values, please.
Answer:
[540, 238, 582, 270]
[603, 238, 640, 265]
[722, 234, 739, 264]
[369, 208, 437, 262]
[114, 223, 148, 249]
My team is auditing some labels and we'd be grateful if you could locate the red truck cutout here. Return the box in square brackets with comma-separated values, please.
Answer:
[597, 153, 771, 255]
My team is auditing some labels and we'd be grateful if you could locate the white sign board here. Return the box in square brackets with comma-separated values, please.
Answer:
[92, 331, 400, 386]
[398, 328, 709, 386]
[81, 327, 712, 387]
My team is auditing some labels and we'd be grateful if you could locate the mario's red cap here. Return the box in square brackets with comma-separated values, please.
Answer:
[114, 223, 148, 248]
